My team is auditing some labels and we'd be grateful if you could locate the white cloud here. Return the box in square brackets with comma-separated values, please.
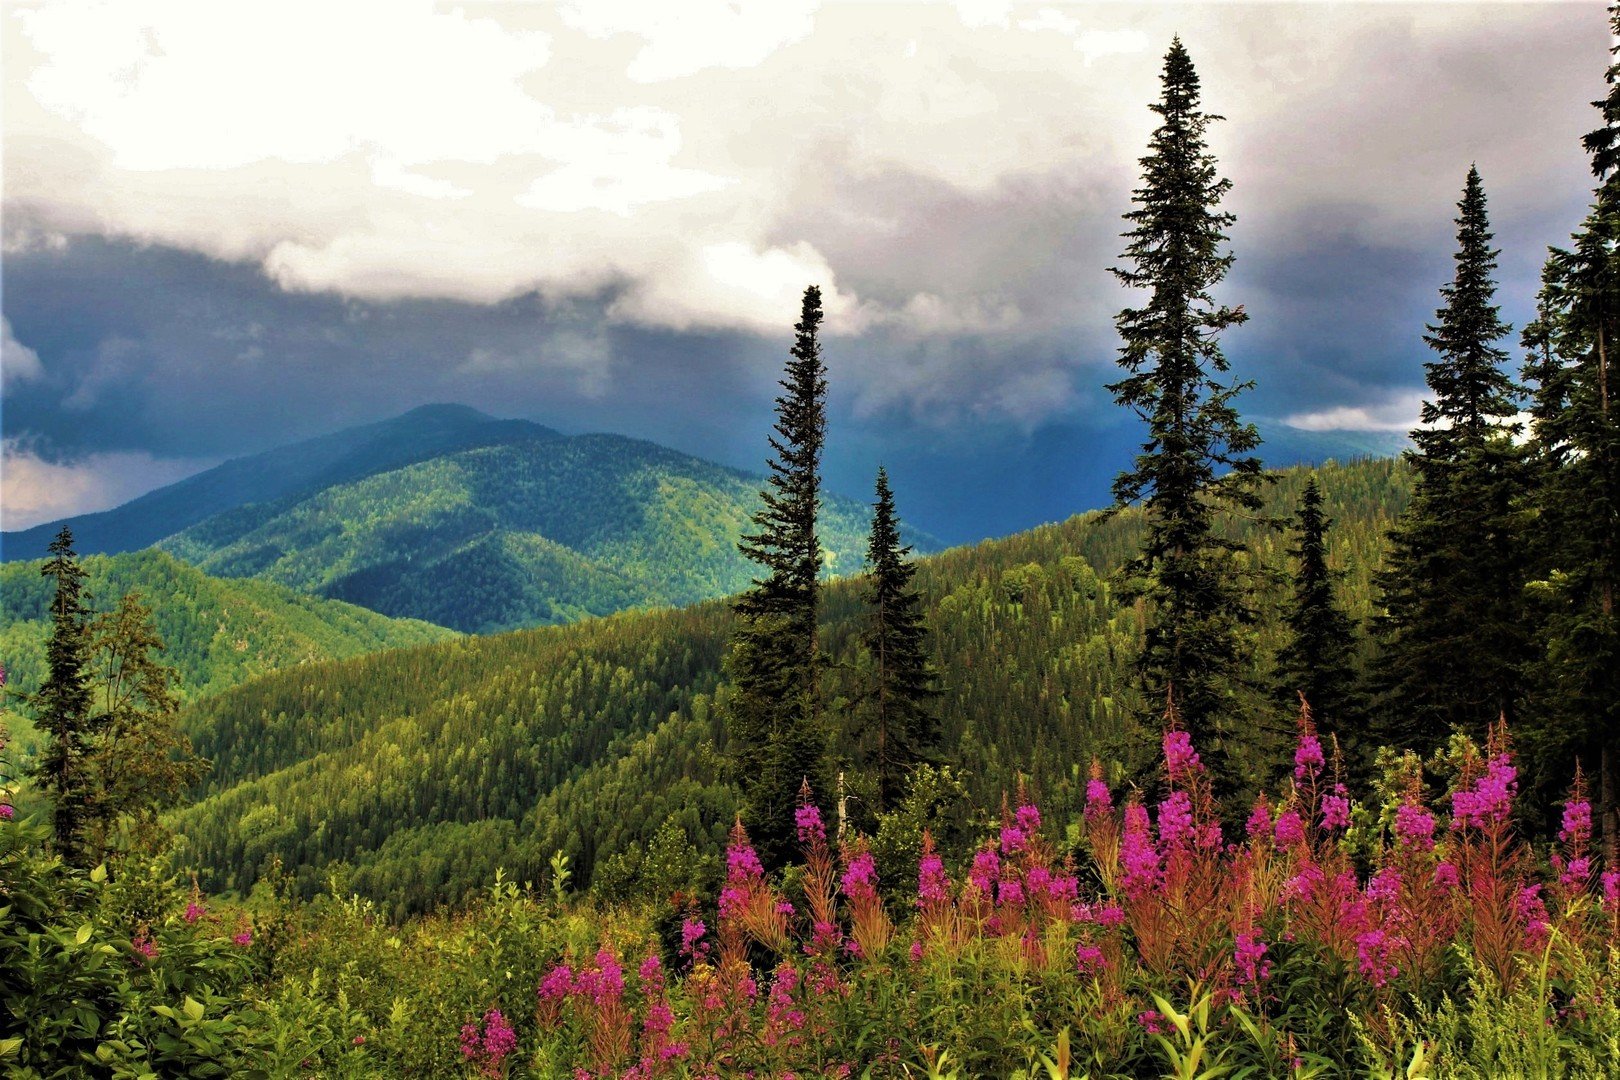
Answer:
[559, 0, 818, 82]
[1283, 390, 1427, 433]
[1, 318, 45, 387]
[0, 439, 210, 531]
[608, 240, 861, 334]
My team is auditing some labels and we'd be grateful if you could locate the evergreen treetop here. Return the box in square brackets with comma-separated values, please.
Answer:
[34, 527, 95, 865]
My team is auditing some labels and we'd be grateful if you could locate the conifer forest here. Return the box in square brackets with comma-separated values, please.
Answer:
[3, 9, 1620, 1078]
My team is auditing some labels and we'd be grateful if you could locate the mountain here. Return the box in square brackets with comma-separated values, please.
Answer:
[171, 458, 1411, 916]
[7, 405, 939, 634]
[0, 547, 454, 714]
[1, 404, 558, 562]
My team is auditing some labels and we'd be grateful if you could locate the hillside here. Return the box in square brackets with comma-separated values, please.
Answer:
[172, 457, 1410, 917]
[0, 404, 556, 560]
[159, 431, 926, 634]
[0, 548, 455, 707]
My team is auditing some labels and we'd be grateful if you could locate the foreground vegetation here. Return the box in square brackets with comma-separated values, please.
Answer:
[5, 719, 1618, 1077]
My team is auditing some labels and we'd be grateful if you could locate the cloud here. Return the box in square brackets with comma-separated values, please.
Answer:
[1283, 389, 1427, 433]
[559, 0, 819, 82]
[0, 438, 210, 531]
[1, 317, 45, 386]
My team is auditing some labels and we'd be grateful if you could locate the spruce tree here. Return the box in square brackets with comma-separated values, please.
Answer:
[1275, 478, 1363, 754]
[1375, 167, 1527, 753]
[33, 527, 94, 865]
[854, 467, 940, 813]
[1519, 6, 1620, 859]
[1108, 37, 1267, 789]
[727, 285, 830, 868]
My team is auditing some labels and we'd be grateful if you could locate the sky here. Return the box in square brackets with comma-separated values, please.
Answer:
[0, 1, 1611, 544]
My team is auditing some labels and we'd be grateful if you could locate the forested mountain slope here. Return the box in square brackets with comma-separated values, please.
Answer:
[172, 458, 1409, 918]
[160, 431, 926, 634]
[0, 547, 454, 707]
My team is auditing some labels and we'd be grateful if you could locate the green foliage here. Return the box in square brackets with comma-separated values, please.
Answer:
[1106, 39, 1270, 792]
[34, 528, 95, 865]
[1375, 166, 1529, 754]
[728, 285, 834, 870]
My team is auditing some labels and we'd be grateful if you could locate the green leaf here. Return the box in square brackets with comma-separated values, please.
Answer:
[183, 996, 205, 1022]
[75, 922, 93, 945]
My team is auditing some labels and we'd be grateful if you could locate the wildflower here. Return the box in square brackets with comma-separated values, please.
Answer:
[1561, 856, 1593, 889]
[1293, 730, 1325, 782]
[1433, 862, 1460, 890]
[639, 953, 664, 989]
[1118, 803, 1163, 898]
[679, 917, 707, 959]
[1321, 786, 1351, 831]
[233, 929, 253, 947]
[909, 940, 924, 962]
[1516, 884, 1551, 949]
[480, 1010, 517, 1071]
[538, 963, 574, 1002]
[997, 877, 1025, 907]
[840, 849, 879, 902]
[644, 1000, 675, 1038]
[1000, 824, 1027, 853]
[1137, 1009, 1167, 1035]
[1602, 870, 1620, 908]
[1046, 872, 1079, 905]
[132, 928, 157, 962]
[1366, 867, 1401, 904]
[917, 850, 950, 907]
[1163, 729, 1203, 782]
[184, 900, 205, 924]
[1233, 931, 1271, 986]
[1393, 803, 1436, 851]
[1015, 802, 1042, 834]
[1158, 790, 1195, 851]
[0, 804, 12, 821]
[1560, 797, 1593, 848]
[1452, 753, 1517, 829]
[1075, 942, 1106, 977]
[796, 803, 825, 846]
[1273, 809, 1306, 850]
[1355, 928, 1398, 987]
[1084, 762, 1113, 820]
[1245, 796, 1272, 841]
[352, 1035, 365, 1046]
[968, 846, 1000, 896]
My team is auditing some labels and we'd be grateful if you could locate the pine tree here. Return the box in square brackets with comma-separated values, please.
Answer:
[1107, 38, 1267, 789]
[854, 467, 940, 813]
[727, 285, 831, 868]
[33, 527, 95, 865]
[84, 592, 208, 856]
[1520, 6, 1620, 860]
[1375, 167, 1527, 753]
[1275, 478, 1363, 755]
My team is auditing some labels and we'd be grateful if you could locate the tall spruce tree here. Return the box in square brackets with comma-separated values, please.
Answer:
[1375, 167, 1527, 753]
[1108, 37, 1267, 789]
[33, 527, 95, 865]
[1519, 6, 1620, 859]
[854, 467, 939, 813]
[727, 285, 831, 868]
[1275, 478, 1363, 754]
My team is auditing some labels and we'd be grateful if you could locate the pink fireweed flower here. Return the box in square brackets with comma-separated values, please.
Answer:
[997, 877, 1025, 907]
[578, 949, 624, 1006]
[1015, 802, 1041, 834]
[639, 953, 664, 988]
[1366, 867, 1402, 904]
[1075, 942, 1106, 977]
[1355, 929, 1398, 987]
[1246, 796, 1272, 841]
[999, 824, 1027, 853]
[1393, 803, 1437, 851]
[1273, 809, 1306, 850]
[1434, 862, 1460, 890]
[1294, 731, 1326, 781]
[841, 849, 879, 902]
[481, 1010, 516, 1067]
[1560, 798, 1593, 848]
[1137, 1009, 1168, 1035]
[1561, 857, 1593, 889]
[538, 963, 574, 1002]
[917, 851, 950, 907]
[1118, 803, 1163, 898]
[0, 804, 13, 821]
[132, 929, 157, 962]
[184, 900, 204, 924]
[1047, 873, 1079, 905]
[233, 929, 253, 947]
[1602, 870, 1620, 908]
[1088, 777, 1114, 819]
[968, 847, 1000, 896]
[1233, 931, 1271, 986]
[727, 836, 765, 881]
[1163, 729, 1203, 782]
[644, 1000, 675, 1039]
[1026, 865, 1053, 898]
[679, 917, 707, 959]
[796, 803, 825, 846]
[1517, 884, 1551, 949]
[1452, 753, 1517, 830]
[1158, 790, 1195, 851]
[909, 940, 925, 962]
[1321, 785, 1351, 831]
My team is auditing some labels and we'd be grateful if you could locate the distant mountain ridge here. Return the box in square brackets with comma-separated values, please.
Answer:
[5, 405, 940, 634]
[1, 405, 559, 560]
